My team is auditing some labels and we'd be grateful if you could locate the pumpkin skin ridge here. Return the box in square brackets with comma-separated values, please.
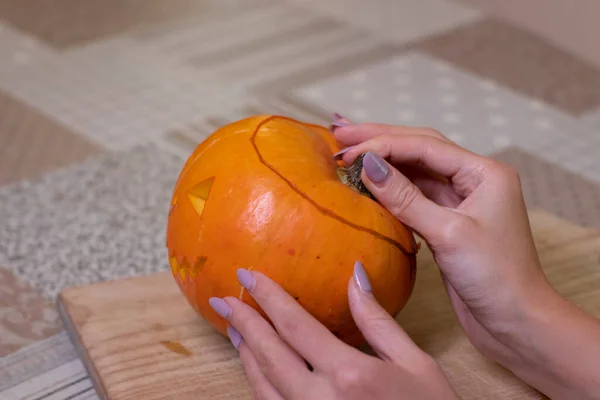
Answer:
[250, 115, 418, 259]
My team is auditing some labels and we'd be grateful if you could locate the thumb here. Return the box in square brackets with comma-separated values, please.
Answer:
[349, 260, 424, 364]
[361, 151, 455, 240]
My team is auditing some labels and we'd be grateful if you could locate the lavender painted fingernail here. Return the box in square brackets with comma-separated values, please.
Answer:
[354, 260, 372, 293]
[237, 268, 255, 292]
[333, 146, 354, 158]
[209, 297, 232, 319]
[330, 113, 351, 132]
[331, 121, 350, 128]
[227, 326, 243, 349]
[363, 152, 389, 183]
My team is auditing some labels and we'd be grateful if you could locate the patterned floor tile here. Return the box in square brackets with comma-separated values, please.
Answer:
[133, 2, 392, 92]
[0, 88, 101, 186]
[0, 332, 79, 392]
[284, 0, 482, 44]
[0, 144, 182, 299]
[532, 129, 600, 183]
[291, 52, 576, 155]
[0, 268, 61, 356]
[1, 357, 96, 400]
[0, 0, 219, 49]
[581, 107, 600, 130]
[493, 147, 600, 229]
[459, 0, 600, 69]
[0, 1, 392, 152]
[0, 35, 244, 151]
[0, 23, 58, 76]
[416, 18, 600, 116]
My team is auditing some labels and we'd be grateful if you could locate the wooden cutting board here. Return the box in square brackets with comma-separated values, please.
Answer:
[58, 210, 600, 399]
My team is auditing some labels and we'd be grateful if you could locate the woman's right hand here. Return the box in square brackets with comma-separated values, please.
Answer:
[332, 116, 600, 400]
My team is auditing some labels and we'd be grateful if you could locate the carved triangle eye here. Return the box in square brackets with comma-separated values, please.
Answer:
[187, 177, 215, 217]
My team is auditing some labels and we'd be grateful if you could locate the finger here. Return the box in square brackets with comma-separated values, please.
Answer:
[341, 134, 487, 187]
[348, 260, 425, 364]
[235, 269, 353, 371]
[209, 297, 312, 398]
[360, 151, 463, 240]
[411, 173, 464, 208]
[333, 123, 451, 147]
[238, 341, 285, 400]
[395, 164, 464, 208]
[330, 113, 353, 131]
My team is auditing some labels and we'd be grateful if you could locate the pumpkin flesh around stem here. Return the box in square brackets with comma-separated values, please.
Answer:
[166, 115, 417, 346]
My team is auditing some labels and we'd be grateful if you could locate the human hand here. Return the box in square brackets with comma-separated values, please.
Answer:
[332, 116, 546, 356]
[331, 115, 600, 399]
[209, 264, 457, 400]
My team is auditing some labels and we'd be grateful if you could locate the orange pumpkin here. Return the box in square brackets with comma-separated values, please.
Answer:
[166, 115, 417, 346]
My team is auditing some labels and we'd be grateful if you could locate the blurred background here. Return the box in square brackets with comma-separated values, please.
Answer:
[1, 0, 600, 398]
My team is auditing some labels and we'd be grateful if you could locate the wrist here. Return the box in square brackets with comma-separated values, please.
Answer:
[487, 282, 600, 399]
[496, 283, 564, 366]
[473, 275, 557, 359]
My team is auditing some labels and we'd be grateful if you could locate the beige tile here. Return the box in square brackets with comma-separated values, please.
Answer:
[0, 89, 101, 186]
[284, 0, 482, 44]
[0, 268, 61, 356]
[0, 0, 211, 48]
[456, 0, 600, 70]
[417, 18, 600, 115]
[492, 147, 600, 230]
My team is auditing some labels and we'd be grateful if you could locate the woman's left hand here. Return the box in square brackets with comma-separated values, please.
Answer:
[208, 262, 457, 400]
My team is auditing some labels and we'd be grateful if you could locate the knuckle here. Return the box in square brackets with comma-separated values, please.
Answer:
[490, 160, 518, 179]
[333, 365, 366, 390]
[455, 161, 491, 194]
[425, 128, 446, 140]
[500, 164, 521, 184]
[254, 345, 279, 376]
[356, 307, 393, 334]
[275, 303, 301, 340]
[489, 161, 522, 190]
[389, 181, 420, 216]
[438, 216, 473, 245]
[230, 304, 252, 329]
[368, 135, 393, 155]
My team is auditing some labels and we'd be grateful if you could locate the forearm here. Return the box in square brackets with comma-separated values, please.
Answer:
[500, 288, 600, 399]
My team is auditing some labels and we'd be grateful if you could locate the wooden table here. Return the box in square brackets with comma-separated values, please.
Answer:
[58, 210, 600, 399]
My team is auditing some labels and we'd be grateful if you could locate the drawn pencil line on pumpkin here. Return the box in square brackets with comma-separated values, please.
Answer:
[249, 116, 417, 263]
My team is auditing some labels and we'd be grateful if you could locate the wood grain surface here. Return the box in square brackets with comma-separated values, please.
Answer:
[58, 210, 600, 399]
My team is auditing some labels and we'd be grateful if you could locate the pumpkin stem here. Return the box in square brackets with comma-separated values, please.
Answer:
[337, 153, 376, 200]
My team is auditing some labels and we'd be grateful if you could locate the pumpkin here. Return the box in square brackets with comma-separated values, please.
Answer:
[166, 115, 418, 346]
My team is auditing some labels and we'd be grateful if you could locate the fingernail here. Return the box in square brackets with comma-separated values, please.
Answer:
[227, 326, 243, 349]
[354, 260, 372, 293]
[333, 146, 353, 158]
[209, 297, 231, 319]
[330, 113, 352, 132]
[331, 121, 350, 128]
[237, 268, 255, 292]
[363, 152, 389, 183]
